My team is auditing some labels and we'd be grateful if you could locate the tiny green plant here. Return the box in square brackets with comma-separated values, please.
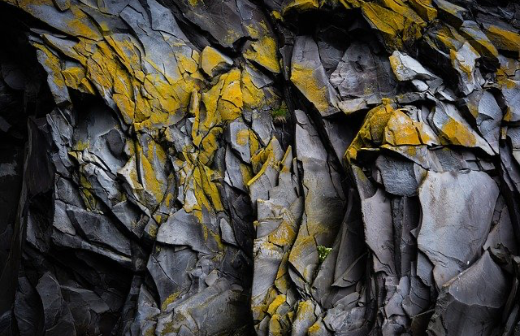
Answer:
[271, 106, 288, 123]
[317, 245, 332, 263]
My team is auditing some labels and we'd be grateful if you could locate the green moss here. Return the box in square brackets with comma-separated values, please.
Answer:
[317, 245, 332, 263]
[271, 105, 289, 123]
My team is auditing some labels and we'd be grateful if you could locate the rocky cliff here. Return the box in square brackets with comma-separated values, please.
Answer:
[0, 0, 519, 335]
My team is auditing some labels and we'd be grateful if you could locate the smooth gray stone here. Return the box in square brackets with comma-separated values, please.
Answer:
[501, 82, 520, 122]
[224, 146, 248, 192]
[61, 285, 110, 335]
[112, 201, 145, 237]
[291, 37, 340, 116]
[331, 42, 396, 102]
[360, 187, 395, 275]
[227, 120, 251, 163]
[156, 209, 217, 253]
[252, 109, 275, 147]
[171, 0, 247, 49]
[465, 90, 502, 153]
[427, 252, 509, 335]
[417, 171, 499, 288]
[402, 275, 431, 318]
[483, 200, 517, 254]
[14, 277, 43, 336]
[66, 206, 132, 257]
[375, 156, 419, 197]
[390, 51, 437, 82]
[451, 42, 482, 95]
[156, 279, 249, 335]
[146, 246, 197, 308]
[35, 273, 76, 336]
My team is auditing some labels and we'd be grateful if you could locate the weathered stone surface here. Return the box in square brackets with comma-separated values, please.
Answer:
[428, 251, 510, 335]
[291, 37, 340, 117]
[1, 0, 519, 334]
[417, 171, 499, 288]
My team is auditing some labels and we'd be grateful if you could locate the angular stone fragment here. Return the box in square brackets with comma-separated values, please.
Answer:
[432, 102, 494, 155]
[464, 90, 502, 153]
[434, 0, 468, 27]
[332, 42, 396, 105]
[389, 50, 437, 82]
[292, 300, 317, 336]
[156, 279, 250, 335]
[289, 110, 345, 286]
[417, 171, 499, 288]
[156, 209, 218, 253]
[483, 23, 520, 57]
[384, 106, 439, 146]
[354, 166, 395, 275]
[361, 2, 422, 50]
[450, 42, 482, 95]
[36, 273, 76, 336]
[428, 252, 509, 335]
[375, 155, 421, 196]
[408, 0, 437, 21]
[291, 37, 340, 116]
[459, 20, 499, 61]
[200, 46, 233, 77]
[502, 81, 520, 123]
[66, 206, 132, 257]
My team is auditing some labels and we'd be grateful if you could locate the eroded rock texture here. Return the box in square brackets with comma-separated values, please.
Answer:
[0, 0, 519, 335]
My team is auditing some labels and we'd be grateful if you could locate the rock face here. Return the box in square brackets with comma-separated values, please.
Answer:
[0, 0, 519, 335]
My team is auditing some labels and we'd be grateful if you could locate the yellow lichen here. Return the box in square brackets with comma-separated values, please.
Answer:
[33, 43, 67, 89]
[200, 46, 231, 77]
[282, 0, 319, 15]
[244, 36, 281, 74]
[345, 102, 395, 163]
[290, 63, 330, 113]
[379, 0, 426, 27]
[161, 291, 181, 311]
[408, 0, 437, 21]
[267, 294, 287, 315]
[484, 25, 520, 55]
[362, 3, 406, 49]
[439, 117, 477, 147]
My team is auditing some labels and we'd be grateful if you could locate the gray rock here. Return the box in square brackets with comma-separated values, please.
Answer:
[428, 252, 509, 335]
[156, 209, 218, 253]
[417, 171, 499, 288]
[66, 206, 132, 257]
[36, 273, 76, 336]
[291, 37, 340, 116]
[331, 42, 396, 104]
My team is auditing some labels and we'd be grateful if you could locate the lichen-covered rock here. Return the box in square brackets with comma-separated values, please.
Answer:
[0, 0, 519, 335]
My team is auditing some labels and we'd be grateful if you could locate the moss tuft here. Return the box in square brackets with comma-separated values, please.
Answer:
[317, 245, 332, 263]
[271, 106, 289, 123]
